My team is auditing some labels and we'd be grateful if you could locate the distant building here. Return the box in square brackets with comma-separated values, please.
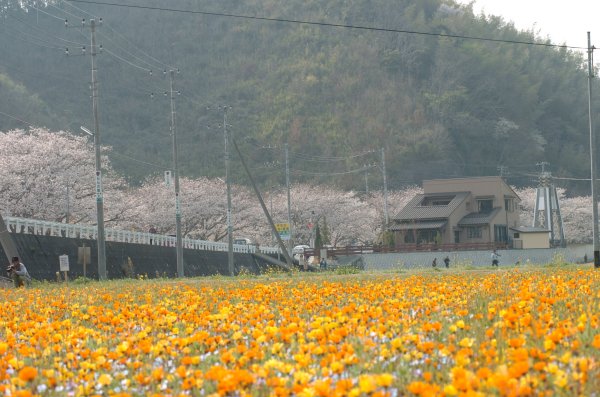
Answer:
[510, 226, 550, 249]
[391, 176, 520, 247]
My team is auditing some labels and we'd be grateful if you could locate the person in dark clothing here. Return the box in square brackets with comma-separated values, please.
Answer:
[319, 258, 327, 270]
[432, 258, 437, 268]
[7, 256, 31, 288]
[444, 256, 450, 268]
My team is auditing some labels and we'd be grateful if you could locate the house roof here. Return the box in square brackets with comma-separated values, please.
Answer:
[394, 192, 470, 221]
[457, 208, 501, 226]
[510, 226, 550, 233]
[424, 176, 521, 201]
[389, 220, 447, 231]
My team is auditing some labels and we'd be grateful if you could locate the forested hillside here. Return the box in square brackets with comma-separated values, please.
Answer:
[0, 0, 596, 193]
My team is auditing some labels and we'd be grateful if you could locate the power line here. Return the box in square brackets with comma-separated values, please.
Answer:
[292, 165, 375, 176]
[59, 0, 176, 70]
[65, 0, 585, 50]
[0, 111, 35, 127]
[103, 47, 152, 72]
[0, 24, 65, 50]
[31, 5, 66, 21]
[290, 150, 376, 162]
[9, 13, 86, 46]
[10, 6, 161, 73]
[98, 32, 159, 71]
[109, 150, 168, 169]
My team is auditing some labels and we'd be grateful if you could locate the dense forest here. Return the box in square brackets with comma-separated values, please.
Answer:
[0, 0, 597, 194]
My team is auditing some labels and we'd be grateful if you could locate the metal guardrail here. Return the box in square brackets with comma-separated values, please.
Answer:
[4, 216, 280, 255]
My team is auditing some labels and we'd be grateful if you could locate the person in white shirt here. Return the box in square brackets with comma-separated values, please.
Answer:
[491, 250, 501, 267]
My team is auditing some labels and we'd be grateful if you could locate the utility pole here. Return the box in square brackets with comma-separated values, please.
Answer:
[223, 106, 234, 276]
[587, 32, 600, 268]
[497, 165, 509, 178]
[285, 143, 292, 253]
[169, 70, 184, 277]
[90, 19, 106, 280]
[381, 148, 389, 227]
[232, 139, 294, 270]
[65, 175, 70, 224]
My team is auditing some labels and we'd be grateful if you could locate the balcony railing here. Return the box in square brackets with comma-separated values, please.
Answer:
[5, 216, 280, 255]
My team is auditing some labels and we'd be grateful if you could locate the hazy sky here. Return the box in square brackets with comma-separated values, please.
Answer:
[456, 0, 596, 51]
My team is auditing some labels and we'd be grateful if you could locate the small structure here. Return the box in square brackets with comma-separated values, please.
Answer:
[510, 226, 550, 249]
[532, 166, 566, 247]
[391, 176, 520, 248]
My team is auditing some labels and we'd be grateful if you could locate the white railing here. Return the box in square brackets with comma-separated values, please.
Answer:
[5, 217, 281, 255]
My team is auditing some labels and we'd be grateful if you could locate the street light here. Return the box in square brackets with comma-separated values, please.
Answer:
[81, 125, 107, 279]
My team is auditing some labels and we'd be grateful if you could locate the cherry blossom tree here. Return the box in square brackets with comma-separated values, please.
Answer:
[117, 177, 262, 240]
[0, 128, 127, 224]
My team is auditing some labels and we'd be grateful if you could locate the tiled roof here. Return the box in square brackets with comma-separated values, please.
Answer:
[390, 220, 447, 231]
[394, 192, 470, 221]
[457, 208, 501, 226]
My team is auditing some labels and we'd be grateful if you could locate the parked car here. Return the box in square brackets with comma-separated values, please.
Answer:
[234, 238, 253, 245]
[292, 244, 311, 254]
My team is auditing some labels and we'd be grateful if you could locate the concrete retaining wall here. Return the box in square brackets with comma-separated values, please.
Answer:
[0, 234, 265, 281]
[362, 245, 593, 270]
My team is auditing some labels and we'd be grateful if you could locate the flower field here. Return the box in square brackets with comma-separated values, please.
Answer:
[1, 268, 599, 396]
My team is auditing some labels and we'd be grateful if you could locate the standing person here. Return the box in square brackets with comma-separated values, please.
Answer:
[444, 256, 450, 268]
[319, 258, 328, 270]
[7, 256, 31, 288]
[149, 226, 157, 245]
[432, 258, 437, 268]
[491, 249, 501, 267]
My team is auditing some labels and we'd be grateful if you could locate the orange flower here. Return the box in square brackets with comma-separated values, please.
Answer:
[18, 366, 37, 382]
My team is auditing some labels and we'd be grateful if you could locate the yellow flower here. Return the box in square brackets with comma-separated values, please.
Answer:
[97, 373, 112, 386]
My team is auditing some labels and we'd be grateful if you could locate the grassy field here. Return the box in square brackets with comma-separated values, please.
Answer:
[1, 265, 599, 396]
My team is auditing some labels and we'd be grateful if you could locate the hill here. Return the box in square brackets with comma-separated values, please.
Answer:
[0, 0, 596, 193]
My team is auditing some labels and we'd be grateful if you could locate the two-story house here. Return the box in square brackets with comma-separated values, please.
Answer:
[391, 176, 520, 247]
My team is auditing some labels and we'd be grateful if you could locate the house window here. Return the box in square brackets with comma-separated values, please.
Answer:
[421, 196, 454, 206]
[513, 232, 520, 239]
[417, 230, 438, 244]
[477, 199, 493, 213]
[494, 225, 508, 242]
[505, 199, 513, 212]
[404, 230, 415, 243]
[467, 227, 482, 239]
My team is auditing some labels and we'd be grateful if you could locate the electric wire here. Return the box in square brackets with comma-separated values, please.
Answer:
[10, 5, 161, 73]
[97, 32, 157, 72]
[31, 5, 66, 21]
[290, 150, 376, 162]
[50, 2, 83, 20]
[65, 0, 585, 50]
[9, 13, 86, 46]
[109, 150, 169, 169]
[60, 0, 176, 70]
[0, 110, 35, 127]
[0, 24, 65, 50]
[292, 165, 376, 177]
[102, 47, 153, 71]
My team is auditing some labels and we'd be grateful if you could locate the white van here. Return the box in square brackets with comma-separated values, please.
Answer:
[234, 238, 253, 245]
[292, 244, 311, 254]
